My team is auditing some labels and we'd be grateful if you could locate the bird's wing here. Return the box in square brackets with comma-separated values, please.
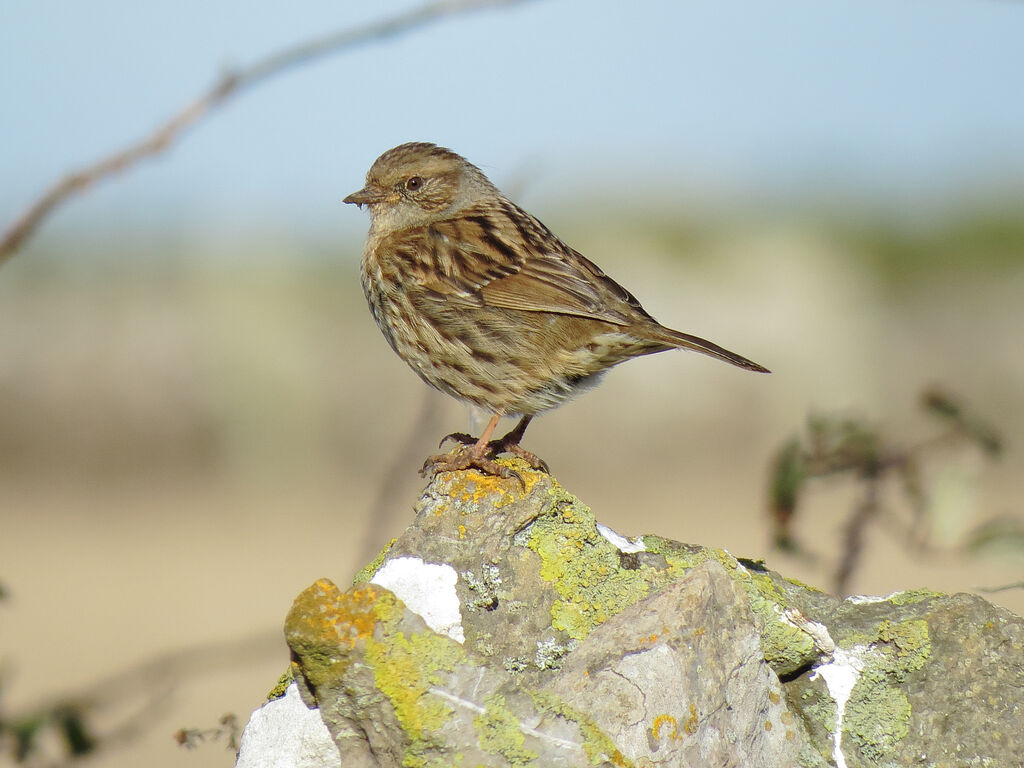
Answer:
[408, 203, 653, 326]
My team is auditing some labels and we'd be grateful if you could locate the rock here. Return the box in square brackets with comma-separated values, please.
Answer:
[234, 682, 340, 768]
[544, 561, 806, 766]
[236, 462, 1024, 767]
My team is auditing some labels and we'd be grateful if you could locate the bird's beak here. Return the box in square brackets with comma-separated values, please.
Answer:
[343, 185, 386, 208]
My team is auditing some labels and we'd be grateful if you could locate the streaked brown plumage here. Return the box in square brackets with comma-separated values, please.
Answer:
[344, 142, 769, 479]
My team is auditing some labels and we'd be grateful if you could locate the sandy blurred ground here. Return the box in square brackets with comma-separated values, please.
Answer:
[1, 209, 1022, 767]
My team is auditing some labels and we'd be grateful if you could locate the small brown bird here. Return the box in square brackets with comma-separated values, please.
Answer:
[345, 142, 768, 480]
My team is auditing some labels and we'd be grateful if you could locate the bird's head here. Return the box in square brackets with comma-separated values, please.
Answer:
[344, 142, 495, 235]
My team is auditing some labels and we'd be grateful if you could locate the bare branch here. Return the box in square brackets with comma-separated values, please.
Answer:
[0, 0, 533, 266]
[833, 476, 880, 597]
[3, 629, 281, 765]
[975, 581, 1024, 594]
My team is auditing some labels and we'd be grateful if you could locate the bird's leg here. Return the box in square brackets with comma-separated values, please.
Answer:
[467, 413, 502, 459]
[488, 416, 550, 473]
[421, 414, 524, 483]
[496, 414, 532, 445]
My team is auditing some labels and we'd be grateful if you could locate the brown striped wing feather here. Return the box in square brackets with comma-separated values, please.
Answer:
[400, 200, 655, 327]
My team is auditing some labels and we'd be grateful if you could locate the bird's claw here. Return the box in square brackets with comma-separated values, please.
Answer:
[420, 447, 526, 489]
[495, 441, 550, 473]
[438, 431, 477, 449]
[435, 431, 550, 475]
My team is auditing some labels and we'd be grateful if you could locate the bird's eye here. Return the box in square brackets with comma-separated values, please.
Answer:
[405, 176, 423, 191]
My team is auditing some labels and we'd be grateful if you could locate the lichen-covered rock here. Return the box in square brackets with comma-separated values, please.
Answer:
[236, 462, 1024, 768]
[283, 579, 601, 767]
[791, 590, 1024, 768]
[544, 560, 807, 766]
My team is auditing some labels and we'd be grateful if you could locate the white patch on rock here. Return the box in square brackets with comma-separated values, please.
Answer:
[845, 593, 889, 605]
[780, 606, 836, 654]
[371, 556, 465, 643]
[811, 646, 870, 768]
[596, 523, 646, 553]
[845, 590, 909, 605]
[235, 682, 340, 768]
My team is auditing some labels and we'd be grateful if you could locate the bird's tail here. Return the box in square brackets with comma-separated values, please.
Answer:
[648, 325, 770, 373]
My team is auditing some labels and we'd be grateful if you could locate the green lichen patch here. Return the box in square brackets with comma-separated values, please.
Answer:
[266, 667, 294, 701]
[400, 741, 464, 768]
[352, 538, 396, 584]
[745, 573, 820, 677]
[473, 693, 538, 765]
[843, 619, 931, 763]
[529, 692, 633, 767]
[366, 629, 465, 757]
[888, 588, 943, 606]
[525, 487, 677, 640]
[844, 668, 911, 764]
[785, 677, 840, 768]
[798, 742, 833, 768]
[800, 685, 838, 737]
[640, 534, 718, 570]
[783, 576, 826, 594]
[877, 619, 931, 679]
[530, 510, 822, 675]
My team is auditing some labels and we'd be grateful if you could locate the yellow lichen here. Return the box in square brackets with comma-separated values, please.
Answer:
[440, 461, 543, 508]
[683, 704, 699, 735]
[651, 714, 678, 741]
[285, 581, 401, 690]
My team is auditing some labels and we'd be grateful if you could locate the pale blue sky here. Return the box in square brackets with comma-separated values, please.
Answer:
[2, 0, 1023, 241]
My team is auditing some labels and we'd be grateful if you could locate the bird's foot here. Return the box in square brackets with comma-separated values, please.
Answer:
[437, 431, 550, 473]
[419, 446, 524, 486]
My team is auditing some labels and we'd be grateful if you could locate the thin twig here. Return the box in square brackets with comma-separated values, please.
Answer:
[975, 581, 1024, 594]
[834, 474, 880, 597]
[0, 0, 533, 265]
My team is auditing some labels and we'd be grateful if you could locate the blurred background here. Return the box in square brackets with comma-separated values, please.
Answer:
[2, 1, 1023, 766]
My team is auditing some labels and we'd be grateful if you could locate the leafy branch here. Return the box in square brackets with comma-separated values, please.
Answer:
[769, 386, 1011, 596]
